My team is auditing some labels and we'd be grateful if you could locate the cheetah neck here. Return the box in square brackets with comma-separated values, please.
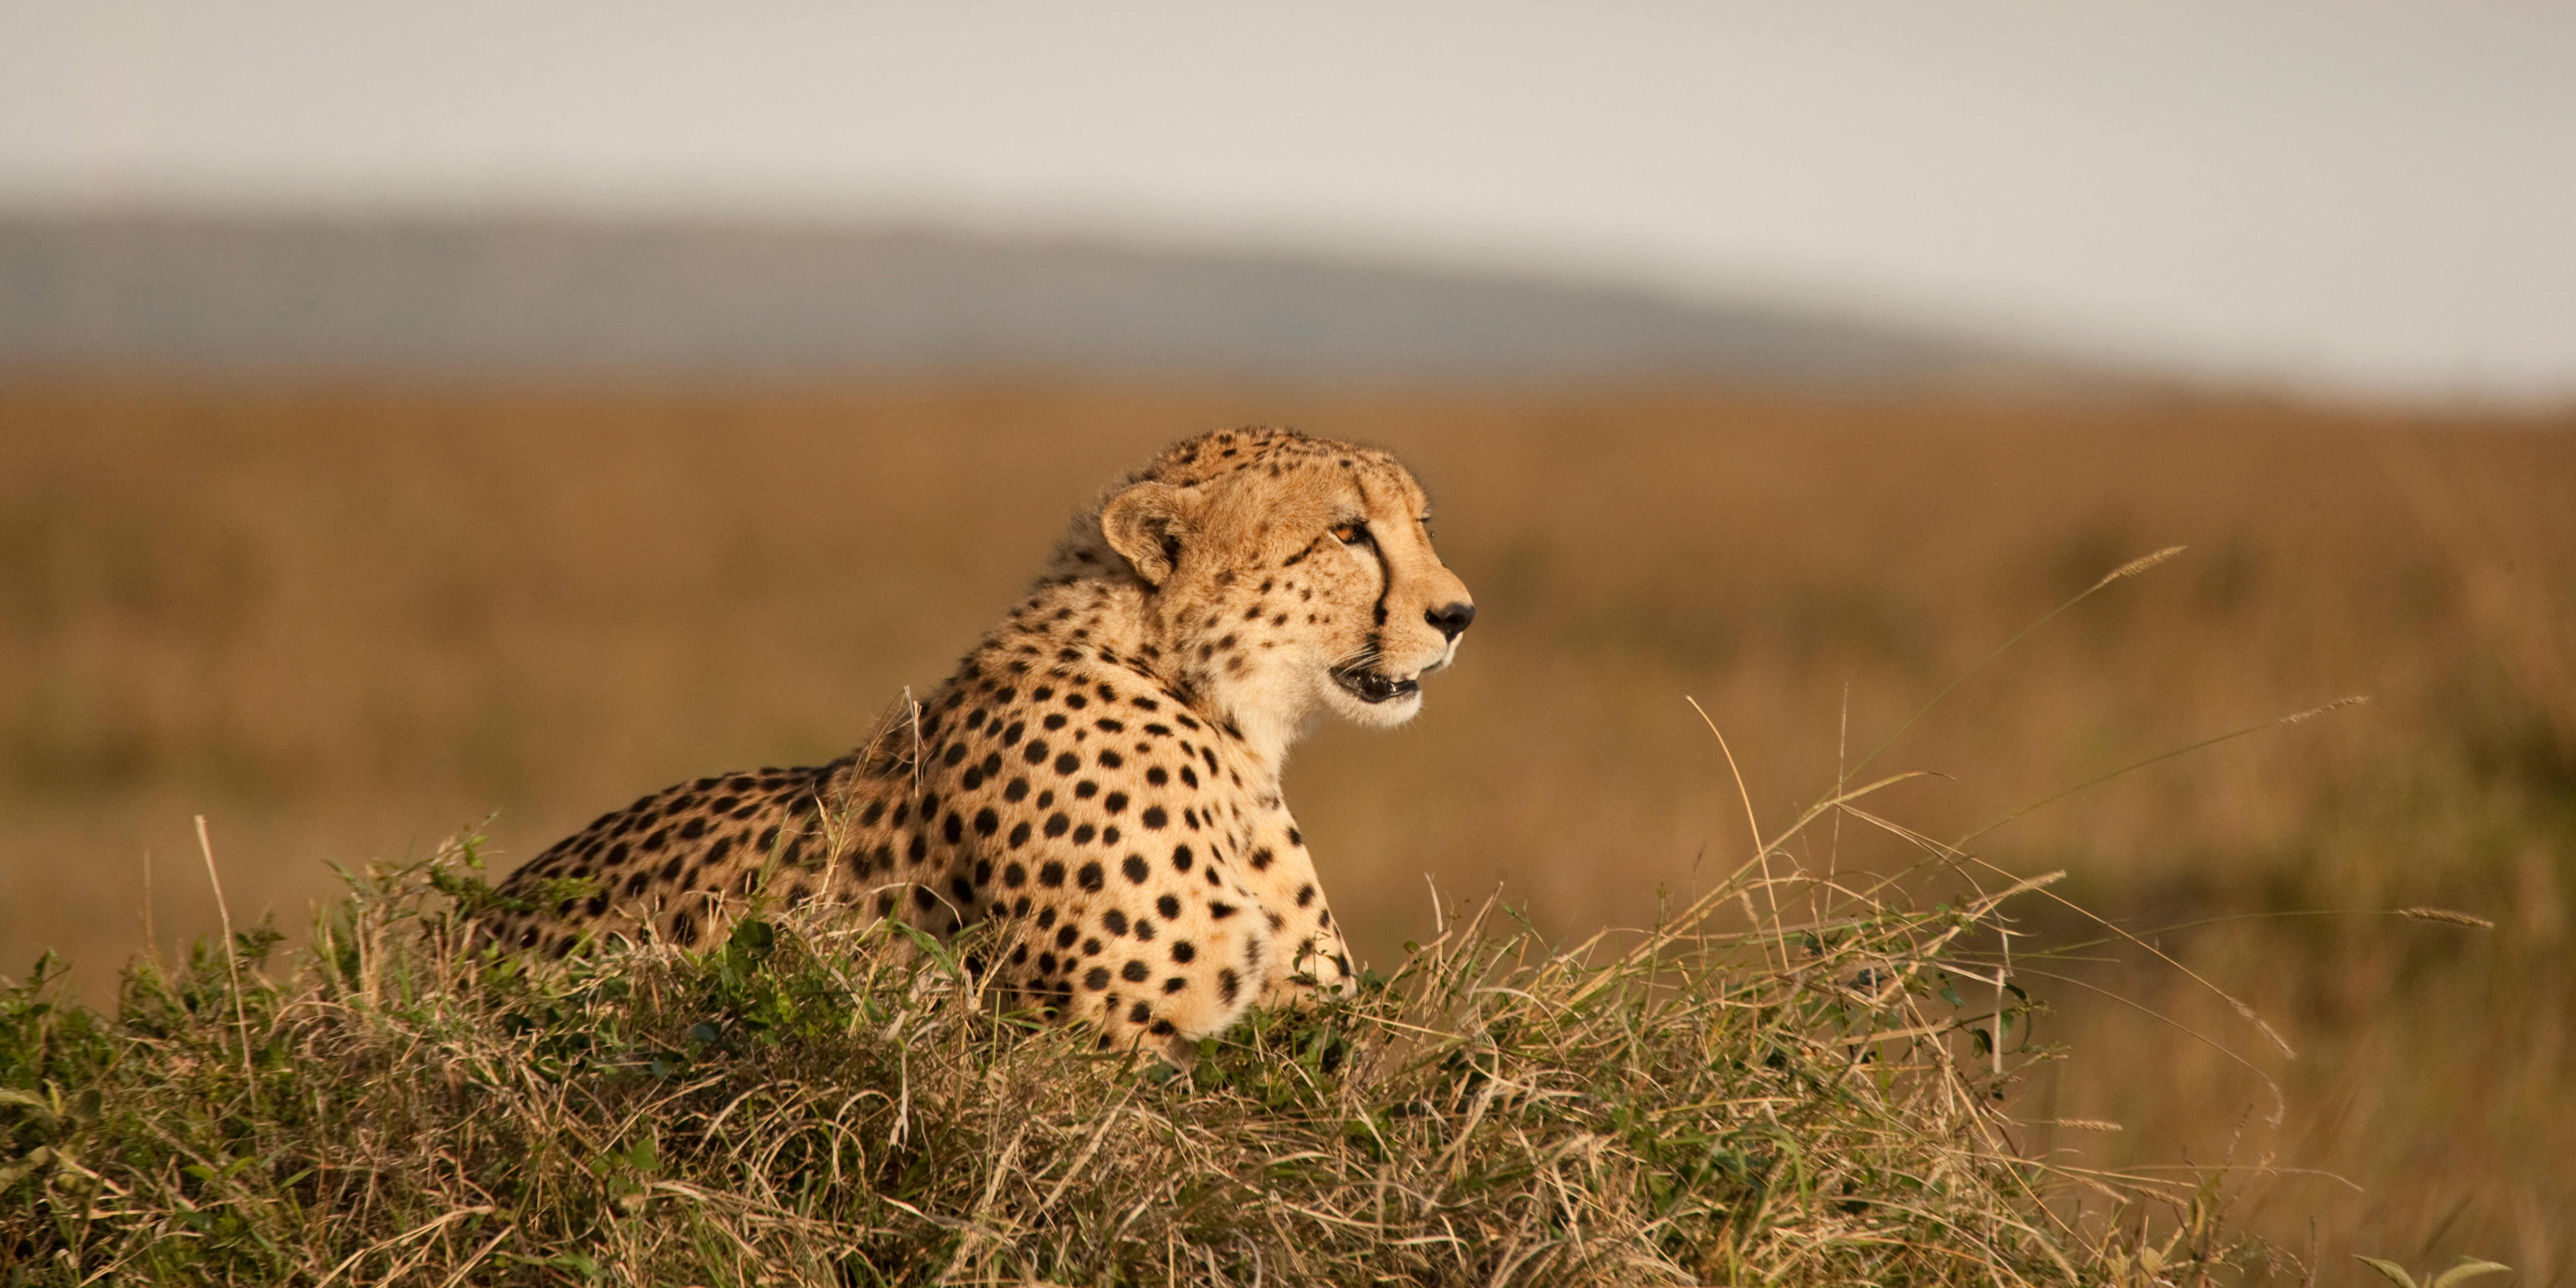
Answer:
[952, 573, 1301, 787]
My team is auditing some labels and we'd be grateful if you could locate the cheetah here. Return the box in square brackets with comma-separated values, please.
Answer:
[480, 427, 1475, 1060]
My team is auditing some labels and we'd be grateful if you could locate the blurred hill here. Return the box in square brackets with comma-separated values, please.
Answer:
[0, 211, 2045, 384]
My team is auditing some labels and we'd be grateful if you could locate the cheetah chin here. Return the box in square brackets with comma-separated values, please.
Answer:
[481, 427, 1475, 1066]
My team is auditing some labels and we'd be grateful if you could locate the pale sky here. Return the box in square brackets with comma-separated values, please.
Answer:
[4, 1, 2573, 400]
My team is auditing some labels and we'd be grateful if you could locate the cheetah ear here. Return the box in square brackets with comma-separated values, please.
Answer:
[1101, 482, 1192, 587]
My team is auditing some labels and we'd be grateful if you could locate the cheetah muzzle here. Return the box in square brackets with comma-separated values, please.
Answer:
[480, 427, 1476, 1064]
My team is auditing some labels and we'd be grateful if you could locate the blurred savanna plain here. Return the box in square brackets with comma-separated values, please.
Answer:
[2, 372, 2571, 1276]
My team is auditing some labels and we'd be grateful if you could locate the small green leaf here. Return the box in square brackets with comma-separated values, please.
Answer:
[2355, 1256, 2420, 1288]
[729, 917, 777, 958]
[2429, 1259, 2514, 1288]
[0, 1146, 54, 1188]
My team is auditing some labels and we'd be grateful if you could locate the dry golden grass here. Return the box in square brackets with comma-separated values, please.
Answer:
[2, 373, 2570, 1278]
[6, 821, 2204, 1284]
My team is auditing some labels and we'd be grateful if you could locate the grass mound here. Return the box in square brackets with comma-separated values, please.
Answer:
[3, 828, 2239, 1287]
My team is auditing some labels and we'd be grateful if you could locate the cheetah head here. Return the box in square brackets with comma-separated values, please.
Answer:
[1079, 428, 1475, 754]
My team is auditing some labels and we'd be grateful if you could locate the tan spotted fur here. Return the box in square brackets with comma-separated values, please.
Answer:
[480, 428, 1475, 1059]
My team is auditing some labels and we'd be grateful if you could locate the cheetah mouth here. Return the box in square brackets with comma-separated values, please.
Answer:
[1330, 665, 1420, 705]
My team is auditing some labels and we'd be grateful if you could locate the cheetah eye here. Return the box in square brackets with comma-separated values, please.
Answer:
[1329, 521, 1370, 546]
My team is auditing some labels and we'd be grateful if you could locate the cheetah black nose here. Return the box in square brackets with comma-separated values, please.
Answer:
[1425, 601, 1477, 641]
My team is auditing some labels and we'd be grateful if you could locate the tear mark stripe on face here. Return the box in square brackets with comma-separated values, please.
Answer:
[1364, 527, 1396, 672]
